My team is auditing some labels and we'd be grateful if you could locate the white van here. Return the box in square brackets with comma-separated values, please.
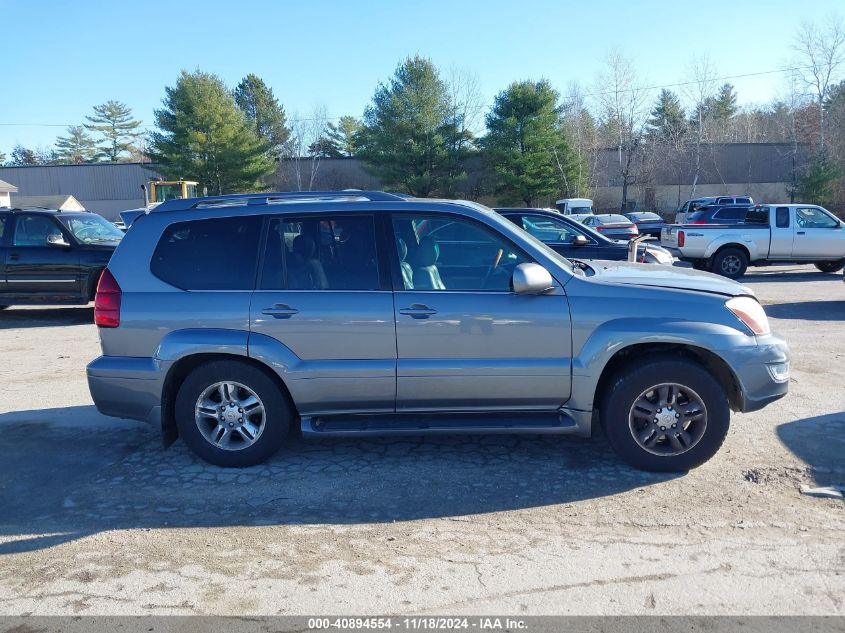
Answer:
[555, 198, 593, 215]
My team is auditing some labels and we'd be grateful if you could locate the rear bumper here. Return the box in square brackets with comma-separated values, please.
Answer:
[721, 335, 790, 413]
[87, 356, 164, 425]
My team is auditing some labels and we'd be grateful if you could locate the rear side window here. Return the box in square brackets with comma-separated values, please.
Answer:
[776, 207, 790, 228]
[151, 216, 261, 290]
[0, 215, 6, 239]
[260, 215, 380, 291]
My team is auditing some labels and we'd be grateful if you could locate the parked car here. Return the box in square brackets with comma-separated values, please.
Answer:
[87, 190, 789, 472]
[675, 195, 753, 224]
[496, 208, 674, 264]
[661, 204, 845, 278]
[0, 208, 122, 309]
[580, 214, 639, 240]
[685, 204, 754, 225]
[624, 212, 666, 238]
[554, 198, 593, 215]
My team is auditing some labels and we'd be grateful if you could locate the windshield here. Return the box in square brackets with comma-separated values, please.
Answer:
[59, 214, 124, 242]
[570, 206, 592, 214]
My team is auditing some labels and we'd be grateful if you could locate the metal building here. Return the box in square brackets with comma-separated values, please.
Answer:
[0, 163, 162, 219]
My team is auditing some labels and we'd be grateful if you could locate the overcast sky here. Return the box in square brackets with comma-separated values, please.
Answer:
[2, 0, 843, 156]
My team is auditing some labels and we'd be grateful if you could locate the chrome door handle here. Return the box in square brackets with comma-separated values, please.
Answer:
[399, 304, 437, 319]
[262, 304, 299, 319]
[8, 253, 19, 261]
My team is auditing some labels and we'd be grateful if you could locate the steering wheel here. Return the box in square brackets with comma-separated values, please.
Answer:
[480, 248, 504, 289]
[75, 226, 99, 240]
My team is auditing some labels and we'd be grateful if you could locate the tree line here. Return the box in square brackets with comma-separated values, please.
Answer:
[3, 16, 843, 208]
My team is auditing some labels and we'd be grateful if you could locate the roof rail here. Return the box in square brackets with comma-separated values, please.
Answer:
[150, 190, 408, 213]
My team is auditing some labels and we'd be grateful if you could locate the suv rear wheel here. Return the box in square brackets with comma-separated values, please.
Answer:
[175, 359, 292, 467]
[814, 260, 844, 273]
[600, 356, 730, 472]
[711, 248, 748, 279]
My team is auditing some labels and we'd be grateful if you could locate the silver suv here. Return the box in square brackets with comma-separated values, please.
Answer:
[87, 191, 790, 471]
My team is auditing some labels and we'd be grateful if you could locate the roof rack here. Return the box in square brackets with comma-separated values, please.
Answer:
[150, 190, 408, 213]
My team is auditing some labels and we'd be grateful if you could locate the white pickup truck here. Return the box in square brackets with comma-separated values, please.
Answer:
[661, 204, 845, 278]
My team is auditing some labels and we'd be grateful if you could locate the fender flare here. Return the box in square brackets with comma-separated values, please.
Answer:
[567, 317, 747, 413]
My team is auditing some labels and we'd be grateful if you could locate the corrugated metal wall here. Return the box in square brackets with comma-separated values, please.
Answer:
[0, 163, 162, 201]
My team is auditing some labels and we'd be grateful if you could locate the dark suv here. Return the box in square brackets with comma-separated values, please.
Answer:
[685, 204, 754, 225]
[0, 208, 123, 308]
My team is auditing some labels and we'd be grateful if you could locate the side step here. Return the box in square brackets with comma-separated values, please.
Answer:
[300, 411, 579, 438]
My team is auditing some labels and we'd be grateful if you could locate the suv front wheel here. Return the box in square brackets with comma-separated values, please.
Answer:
[175, 359, 293, 467]
[600, 356, 730, 472]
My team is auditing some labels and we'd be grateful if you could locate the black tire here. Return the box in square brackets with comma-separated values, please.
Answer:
[692, 260, 709, 271]
[600, 356, 730, 472]
[711, 247, 748, 279]
[175, 359, 293, 467]
[814, 260, 845, 273]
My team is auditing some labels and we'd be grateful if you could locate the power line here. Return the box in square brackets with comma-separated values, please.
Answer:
[578, 65, 808, 99]
[0, 64, 813, 130]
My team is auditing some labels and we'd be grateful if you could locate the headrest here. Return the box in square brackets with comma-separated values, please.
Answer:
[414, 236, 439, 267]
[292, 234, 316, 259]
[396, 237, 408, 262]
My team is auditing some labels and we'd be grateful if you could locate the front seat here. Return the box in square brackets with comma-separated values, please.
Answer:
[396, 237, 414, 289]
[289, 235, 329, 289]
[411, 236, 445, 290]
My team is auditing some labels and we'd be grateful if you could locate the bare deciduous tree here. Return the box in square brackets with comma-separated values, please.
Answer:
[793, 15, 845, 152]
[284, 105, 331, 191]
[561, 82, 599, 198]
[445, 66, 486, 143]
[594, 51, 649, 211]
[682, 54, 719, 197]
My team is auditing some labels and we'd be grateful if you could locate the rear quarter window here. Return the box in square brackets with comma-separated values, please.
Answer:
[151, 215, 262, 290]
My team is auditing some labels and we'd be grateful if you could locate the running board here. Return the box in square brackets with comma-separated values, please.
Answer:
[300, 411, 579, 438]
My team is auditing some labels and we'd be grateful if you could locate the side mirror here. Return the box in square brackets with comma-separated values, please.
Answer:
[512, 263, 555, 295]
[47, 234, 69, 247]
[571, 234, 589, 246]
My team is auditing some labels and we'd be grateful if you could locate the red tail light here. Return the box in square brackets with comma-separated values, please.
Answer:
[689, 220, 707, 224]
[94, 268, 121, 328]
[678, 231, 685, 247]
[595, 226, 605, 232]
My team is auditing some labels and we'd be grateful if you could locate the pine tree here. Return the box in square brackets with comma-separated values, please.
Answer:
[646, 89, 687, 141]
[326, 116, 362, 157]
[711, 83, 738, 122]
[149, 70, 275, 194]
[798, 155, 841, 206]
[84, 100, 142, 161]
[55, 126, 98, 163]
[234, 74, 290, 158]
[356, 56, 471, 197]
[481, 79, 578, 206]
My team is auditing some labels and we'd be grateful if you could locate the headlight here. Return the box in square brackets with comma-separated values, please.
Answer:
[726, 296, 771, 336]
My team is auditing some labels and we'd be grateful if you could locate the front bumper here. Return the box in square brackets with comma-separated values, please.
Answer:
[720, 334, 790, 413]
[87, 356, 165, 425]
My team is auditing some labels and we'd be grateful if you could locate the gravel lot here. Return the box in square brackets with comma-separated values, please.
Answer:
[0, 264, 842, 616]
